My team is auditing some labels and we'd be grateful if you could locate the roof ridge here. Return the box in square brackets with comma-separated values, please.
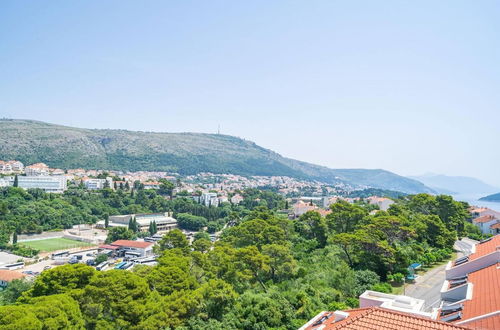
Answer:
[330, 307, 376, 329]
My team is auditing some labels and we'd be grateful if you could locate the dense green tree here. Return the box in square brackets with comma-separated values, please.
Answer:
[24, 264, 96, 298]
[80, 270, 150, 328]
[105, 227, 136, 243]
[326, 201, 367, 233]
[158, 229, 189, 251]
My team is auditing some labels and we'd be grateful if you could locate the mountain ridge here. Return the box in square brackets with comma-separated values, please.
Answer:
[0, 119, 433, 193]
[409, 173, 498, 195]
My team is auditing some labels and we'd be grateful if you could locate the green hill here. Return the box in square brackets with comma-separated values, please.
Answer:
[479, 192, 500, 202]
[0, 119, 433, 193]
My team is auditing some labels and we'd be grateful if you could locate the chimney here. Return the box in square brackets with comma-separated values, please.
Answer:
[334, 311, 349, 322]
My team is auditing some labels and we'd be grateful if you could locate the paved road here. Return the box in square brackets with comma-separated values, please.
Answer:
[403, 238, 474, 312]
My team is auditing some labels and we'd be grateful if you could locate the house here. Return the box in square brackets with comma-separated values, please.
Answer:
[0, 160, 24, 174]
[469, 207, 500, 220]
[100, 212, 177, 233]
[0, 270, 26, 287]
[108, 240, 154, 257]
[25, 163, 50, 176]
[472, 215, 500, 235]
[300, 307, 467, 330]
[230, 194, 244, 204]
[293, 200, 317, 217]
[366, 196, 395, 211]
[438, 235, 500, 329]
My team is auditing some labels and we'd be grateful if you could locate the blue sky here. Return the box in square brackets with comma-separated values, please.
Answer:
[1, 1, 499, 185]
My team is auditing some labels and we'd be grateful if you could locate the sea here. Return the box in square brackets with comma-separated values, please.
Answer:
[451, 193, 500, 212]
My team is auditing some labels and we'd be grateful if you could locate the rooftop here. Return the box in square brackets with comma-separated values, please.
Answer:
[473, 215, 496, 223]
[455, 263, 500, 328]
[302, 307, 469, 330]
[469, 235, 500, 261]
[111, 240, 153, 249]
[0, 270, 26, 282]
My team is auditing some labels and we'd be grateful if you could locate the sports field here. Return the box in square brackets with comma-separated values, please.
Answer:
[19, 237, 93, 252]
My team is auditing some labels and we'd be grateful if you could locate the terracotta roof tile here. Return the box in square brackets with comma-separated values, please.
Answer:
[305, 307, 469, 330]
[473, 215, 496, 224]
[459, 264, 500, 324]
[469, 235, 500, 261]
[0, 270, 26, 282]
[111, 240, 153, 249]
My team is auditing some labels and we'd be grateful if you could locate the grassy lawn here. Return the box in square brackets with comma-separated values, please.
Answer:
[20, 237, 93, 252]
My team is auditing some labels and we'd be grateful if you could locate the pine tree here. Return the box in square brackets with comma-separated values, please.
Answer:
[153, 220, 157, 234]
[125, 182, 130, 190]
[12, 232, 17, 244]
[149, 221, 154, 236]
[104, 216, 109, 228]
[13, 175, 18, 187]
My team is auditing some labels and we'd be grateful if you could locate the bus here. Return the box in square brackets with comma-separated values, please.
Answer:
[96, 261, 108, 271]
[51, 251, 70, 259]
[0, 262, 25, 270]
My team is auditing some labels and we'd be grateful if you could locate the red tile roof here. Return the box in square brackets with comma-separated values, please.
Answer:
[304, 307, 469, 330]
[111, 240, 153, 249]
[469, 235, 500, 261]
[0, 270, 26, 282]
[473, 215, 496, 224]
[458, 264, 500, 327]
[99, 244, 119, 250]
[490, 223, 500, 229]
[460, 314, 500, 330]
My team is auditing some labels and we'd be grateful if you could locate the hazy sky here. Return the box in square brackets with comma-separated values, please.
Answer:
[1, 1, 499, 185]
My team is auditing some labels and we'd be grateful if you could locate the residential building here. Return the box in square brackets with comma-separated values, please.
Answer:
[300, 307, 467, 330]
[100, 212, 177, 233]
[83, 178, 113, 190]
[0, 270, 26, 287]
[438, 235, 500, 329]
[293, 200, 317, 217]
[230, 194, 244, 204]
[0, 160, 24, 174]
[366, 196, 395, 211]
[25, 163, 49, 176]
[201, 192, 219, 207]
[469, 207, 500, 220]
[472, 215, 500, 235]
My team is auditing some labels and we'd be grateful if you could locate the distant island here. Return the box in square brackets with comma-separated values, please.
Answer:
[479, 192, 500, 202]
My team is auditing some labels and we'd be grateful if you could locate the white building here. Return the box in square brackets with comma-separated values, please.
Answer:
[472, 215, 500, 235]
[25, 163, 50, 176]
[83, 178, 113, 190]
[366, 196, 395, 211]
[201, 192, 219, 207]
[14, 175, 67, 193]
[99, 212, 178, 233]
[0, 161, 24, 174]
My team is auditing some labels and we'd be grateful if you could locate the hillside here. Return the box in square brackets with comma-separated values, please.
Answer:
[479, 192, 500, 202]
[0, 119, 432, 193]
[409, 174, 499, 195]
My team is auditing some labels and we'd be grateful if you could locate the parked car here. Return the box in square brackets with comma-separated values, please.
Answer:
[86, 259, 96, 266]
[68, 258, 78, 264]
[43, 266, 51, 270]
[74, 255, 83, 260]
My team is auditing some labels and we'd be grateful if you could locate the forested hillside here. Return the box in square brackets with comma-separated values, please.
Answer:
[0, 188, 484, 328]
[0, 119, 432, 193]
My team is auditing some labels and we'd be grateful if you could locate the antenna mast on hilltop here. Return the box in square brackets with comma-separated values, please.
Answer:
[217, 124, 220, 135]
